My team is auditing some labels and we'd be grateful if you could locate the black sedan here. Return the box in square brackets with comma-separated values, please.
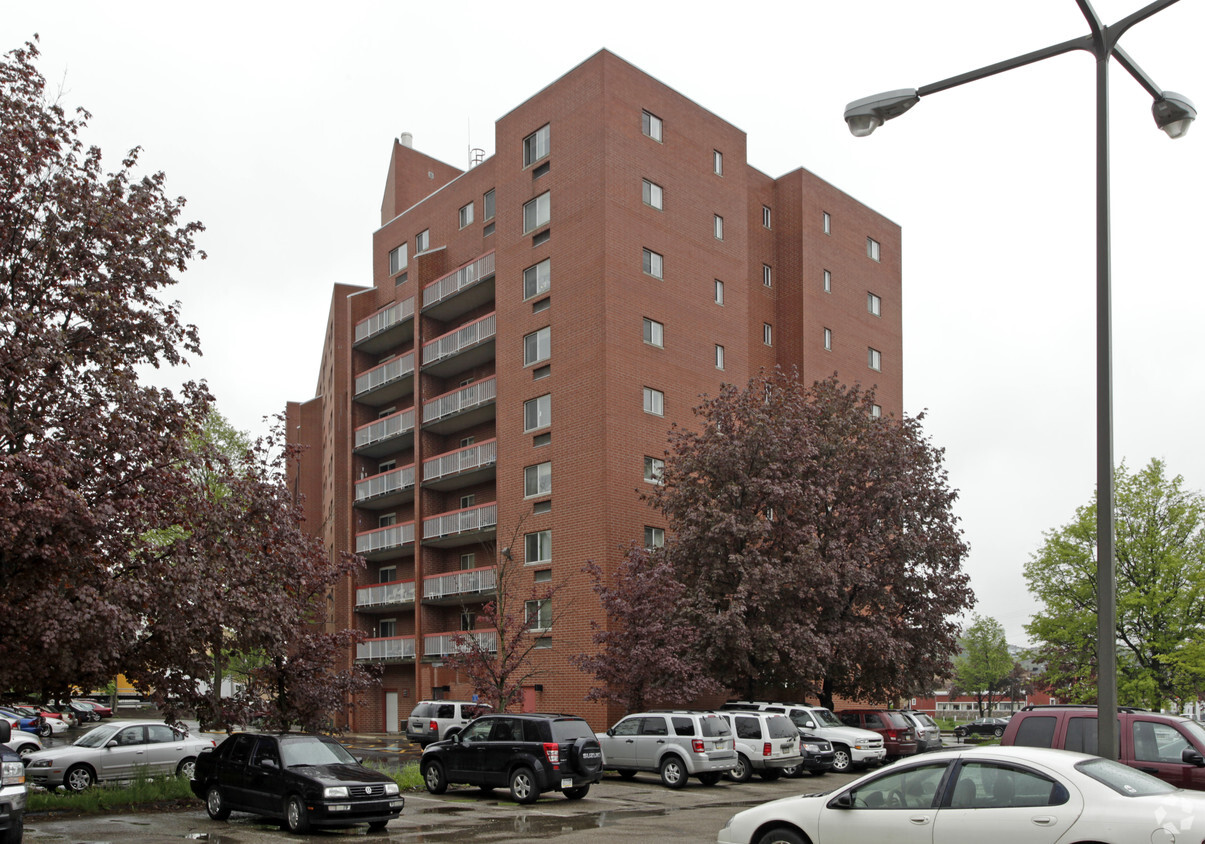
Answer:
[191, 733, 403, 833]
[953, 717, 1011, 738]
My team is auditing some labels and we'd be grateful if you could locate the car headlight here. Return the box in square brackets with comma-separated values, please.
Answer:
[2, 761, 24, 786]
[27, 758, 52, 768]
[324, 786, 349, 799]
[803, 743, 820, 753]
[385, 782, 400, 795]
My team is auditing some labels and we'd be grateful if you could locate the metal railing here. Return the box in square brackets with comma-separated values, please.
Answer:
[354, 464, 416, 502]
[355, 579, 416, 609]
[422, 313, 496, 366]
[422, 440, 497, 484]
[357, 635, 416, 661]
[354, 408, 415, 450]
[422, 378, 496, 425]
[422, 503, 497, 541]
[354, 297, 414, 344]
[422, 252, 495, 310]
[355, 351, 415, 397]
[355, 521, 415, 555]
[424, 567, 497, 601]
[424, 629, 498, 657]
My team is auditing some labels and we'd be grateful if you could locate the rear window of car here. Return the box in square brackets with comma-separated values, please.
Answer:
[864, 713, 885, 729]
[671, 717, 696, 737]
[701, 716, 732, 738]
[767, 716, 798, 739]
[550, 718, 594, 742]
[410, 703, 432, 719]
[1077, 757, 1175, 796]
[1013, 716, 1057, 748]
[734, 716, 761, 740]
[1065, 716, 1098, 754]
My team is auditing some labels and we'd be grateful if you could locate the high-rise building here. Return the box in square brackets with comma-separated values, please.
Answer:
[287, 49, 902, 733]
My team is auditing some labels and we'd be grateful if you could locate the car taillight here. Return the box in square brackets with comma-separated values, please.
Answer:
[543, 742, 560, 768]
[762, 742, 772, 757]
[429, 720, 438, 733]
[886, 730, 898, 740]
[692, 739, 705, 753]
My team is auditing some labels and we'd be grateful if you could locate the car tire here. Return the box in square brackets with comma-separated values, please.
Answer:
[0, 814, 22, 844]
[697, 772, 721, 786]
[780, 763, 801, 778]
[368, 820, 389, 832]
[563, 785, 590, 800]
[994, 727, 1004, 737]
[284, 794, 311, 834]
[206, 784, 231, 821]
[15, 743, 37, 758]
[509, 766, 539, 804]
[830, 746, 852, 773]
[755, 827, 807, 844]
[64, 763, 95, 792]
[954, 727, 967, 738]
[726, 753, 752, 783]
[659, 755, 688, 789]
[759, 768, 782, 781]
[37, 723, 52, 738]
[616, 769, 637, 780]
[176, 757, 197, 780]
[570, 737, 604, 777]
[422, 760, 448, 794]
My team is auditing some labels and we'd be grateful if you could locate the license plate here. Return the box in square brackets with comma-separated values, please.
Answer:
[716, 740, 725, 749]
[781, 743, 794, 752]
[561, 777, 574, 789]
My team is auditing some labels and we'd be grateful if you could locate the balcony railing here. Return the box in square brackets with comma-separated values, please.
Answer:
[422, 377, 496, 426]
[354, 297, 414, 345]
[422, 252, 495, 311]
[423, 440, 497, 484]
[354, 408, 415, 450]
[422, 313, 496, 367]
[355, 464, 416, 503]
[423, 503, 497, 542]
[355, 351, 415, 397]
[355, 521, 415, 556]
[355, 579, 416, 609]
[424, 566, 497, 601]
[357, 635, 416, 661]
[424, 629, 498, 658]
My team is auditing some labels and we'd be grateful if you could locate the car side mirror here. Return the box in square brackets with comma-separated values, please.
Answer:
[261, 758, 278, 768]
[606, 728, 615, 737]
[804, 721, 815, 729]
[106, 740, 118, 749]
[829, 792, 855, 810]
[1183, 747, 1205, 767]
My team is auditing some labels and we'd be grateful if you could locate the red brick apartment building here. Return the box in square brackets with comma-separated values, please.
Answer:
[286, 49, 903, 733]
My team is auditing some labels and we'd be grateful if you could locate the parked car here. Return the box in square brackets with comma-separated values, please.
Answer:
[596, 710, 736, 788]
[24, 720, 215, 792]
[421, 713, 603, 804]
[896, 710, 942, 751]
[718, 745, 1205, 844]
[75, 700, 113, 719]
[62, 701, 98, 723]
[836, 709, 919, 760]
[723, 701, 885, 773]
[0, 710, 41, 738]
[0, 729, 40, 759]
[405, 700, 492, 747]
[954, 716, 1011, 738]
[1002, 704, 1205, 791]
[11, 707, 67, 736]
[717, 711, 803, 782]
[191, 732, 403, 833]
[0, 721, 27, 844]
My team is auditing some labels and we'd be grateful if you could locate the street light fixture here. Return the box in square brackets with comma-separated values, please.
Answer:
[844, 0, 1194, 761]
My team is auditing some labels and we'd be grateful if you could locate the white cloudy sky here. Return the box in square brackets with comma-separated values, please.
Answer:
[9, 0, 1203, 647]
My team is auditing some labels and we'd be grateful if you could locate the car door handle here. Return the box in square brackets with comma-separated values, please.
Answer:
[1140, 767, 1159, 774]
[909, 816, 930, 826]
[1031, 816, 1057, 826]
[656, 739, 665, 744]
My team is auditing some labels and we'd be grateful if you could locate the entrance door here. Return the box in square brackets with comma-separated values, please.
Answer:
[522, 687, 537, 713]
[385, 691, 400, 733]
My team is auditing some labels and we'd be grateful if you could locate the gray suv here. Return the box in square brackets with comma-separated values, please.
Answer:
[718, 711, 802, 782]
[596, 711, 736, 788]
[405, 700, 492, 747]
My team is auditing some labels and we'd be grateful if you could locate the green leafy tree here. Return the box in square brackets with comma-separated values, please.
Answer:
[952, 615, 1015, 717]
[1025, 459, 1205, 708]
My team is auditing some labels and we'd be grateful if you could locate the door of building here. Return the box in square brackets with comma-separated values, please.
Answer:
[385, 691, 399, 733]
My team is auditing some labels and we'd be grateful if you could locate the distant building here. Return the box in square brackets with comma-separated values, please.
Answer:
[287, 49, 903, 732]
[911, 689, 1058, 719]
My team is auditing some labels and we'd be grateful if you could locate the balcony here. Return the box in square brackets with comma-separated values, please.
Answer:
[354, 351, 415, 407]
[422, 502, 497, 549]
[422, 252, 496, 322]
[422, 377, 496, 435]
[355, 579, 416, 613]
[423, 566, 497, 605]
[424, 629, 497, 659]
[355, 520, 415, 561]
[422, 440, 497, 491]
[354, 464, 416, 510]
[421, 313, 496, 378]
[356, 635, 416, 663]
[353, 408, 415, 458]
[354, 297, 415, 354]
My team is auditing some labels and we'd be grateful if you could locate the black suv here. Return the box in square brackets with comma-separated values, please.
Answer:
[421, 713, 603, 804]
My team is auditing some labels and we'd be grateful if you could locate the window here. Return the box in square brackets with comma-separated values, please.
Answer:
[523, 191, 550, 233]
[714, 279, 724, 305]
[379, 618, 396, 638]
[388, 243, 408, 275]
[642, 248, 663, 279]
[524, 258, 550, 299]
[644, 526, 665, 548]
[714, 214, 724, 240]
[846, 763, 948, 810]
[525, 530, 551, 565]
[524, 394, 551, 432]
[460, 611, 476, 631]
[763, 323, 773, 346]
[523, 124, 550, 166]
[378, 459, 396, 473]
[867, 236, 881, 261]
[952, 762, 1069, 809]
[868, 347, 882, 371]
[642, 179, 663, 210]
[416, 229, 429, 252]
[460, 435, 475, 447]
[525, 599, 552, 631]
[823, 269, 831, 293]
[379, 513, 397, 528]
[483, 189, 495, 220]
[644, 456, 664, 483]
[533, 568, 552, 583]
[763, 264, 772, 287]
[643, 387, 664, 416]
[868, 292, 882, 316]
[871, 404, 882, 419]
[823, 211, 831, 234]
[643, 317, 664, 348]
[715, 344, 725, 369]
[824, 328, 832, 351]
[524, 326, 551, 366]
[460, 494, 475, 509]
[378, 566, 396, 583]
[642, 110, 663, 141]
[524, 461, 551, 498]
[458, 202, 474, 228]
[713, 149, 723, 175]
[762, 206, 772, 228]
[460, 552, 475, 570]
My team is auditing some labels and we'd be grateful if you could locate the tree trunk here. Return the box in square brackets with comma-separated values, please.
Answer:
[819, 676, 835, 711]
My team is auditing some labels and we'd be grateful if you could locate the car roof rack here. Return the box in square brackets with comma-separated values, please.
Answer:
[1018, 704, 1148, 713]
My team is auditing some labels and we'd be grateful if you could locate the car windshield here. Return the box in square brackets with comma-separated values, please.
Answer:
[809, 708, 843, 727]
[1180, 718, 1205, 748]
[551, 719, 594, 742]
[74, 724, 121, 748]
[1076, 757, 1176, 797]
[280, 736, 357, 767]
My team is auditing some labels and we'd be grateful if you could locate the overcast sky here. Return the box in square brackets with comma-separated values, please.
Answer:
[9, 0, 1203, 648]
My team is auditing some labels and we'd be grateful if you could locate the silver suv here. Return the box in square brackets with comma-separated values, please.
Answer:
[897, 710, 942, 752]
[718, 711, 802, 782]
[596, 711, 736, 788]
[405, 700, 492, 747]
[723, 701, 886, 772]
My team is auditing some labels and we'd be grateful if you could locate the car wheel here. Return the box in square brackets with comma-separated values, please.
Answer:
[830, 746, 852, 772]
[954, 727, 967, 738]
[755, 827, 807, 844]
[697, 771, 721, 786]
[176, 756, 197, 779]
[727, 753, 752, 783]
[64, 763, 95, 792]
[284, 794, 311, 834]
[659, 755, 688, 789]
[563, 784, 590, 800]
[780, 763, 801, 778]
[367, 820, 389, 832]
[509, 766, 539, 804]
[37, 723, 52, 738]
[15, 743, 37, 759]
[0, 814, 22, 844]
[616, 769, 637, 780]
[993, 727, 1004, 737]
[759, 768, 782, 781]
[422, 760, 448, 794]
[206, 784, 231, 821]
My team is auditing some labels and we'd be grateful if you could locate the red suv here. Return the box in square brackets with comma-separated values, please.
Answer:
[835, 709, 918, 760]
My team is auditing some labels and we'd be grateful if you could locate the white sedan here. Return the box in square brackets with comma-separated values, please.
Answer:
[718, 745, 1205, 844]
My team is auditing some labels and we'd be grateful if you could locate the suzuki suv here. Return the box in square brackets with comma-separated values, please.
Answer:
[405, 700, 492, 748]
[596, 710, 736, 788]
[723, 701, 886, 773]
[717, 711, 803, 782]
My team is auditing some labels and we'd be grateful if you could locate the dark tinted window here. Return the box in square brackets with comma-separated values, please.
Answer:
[550, 719, 593, 742]
[701, 716, 731, 737]
[640, 717, 668, 736]
[523, 720, 544, 743]
[864, 714, 885, 730]
[251, 738, 279, 766]
[671, 717, 695, 737]
[489, 718, 521, 742]
[1065, 716, 1098, 754]
[735, 716, 761, 740]
[229, 734, 255, 764]
[839, 713, 859, 727]
[435, 704, 455, 719]
[1013, 716, 1057, 747]
[768, 715, 798, 739]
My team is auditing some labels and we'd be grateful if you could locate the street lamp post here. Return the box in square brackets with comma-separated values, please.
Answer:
[844, 0, 1194, 761]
